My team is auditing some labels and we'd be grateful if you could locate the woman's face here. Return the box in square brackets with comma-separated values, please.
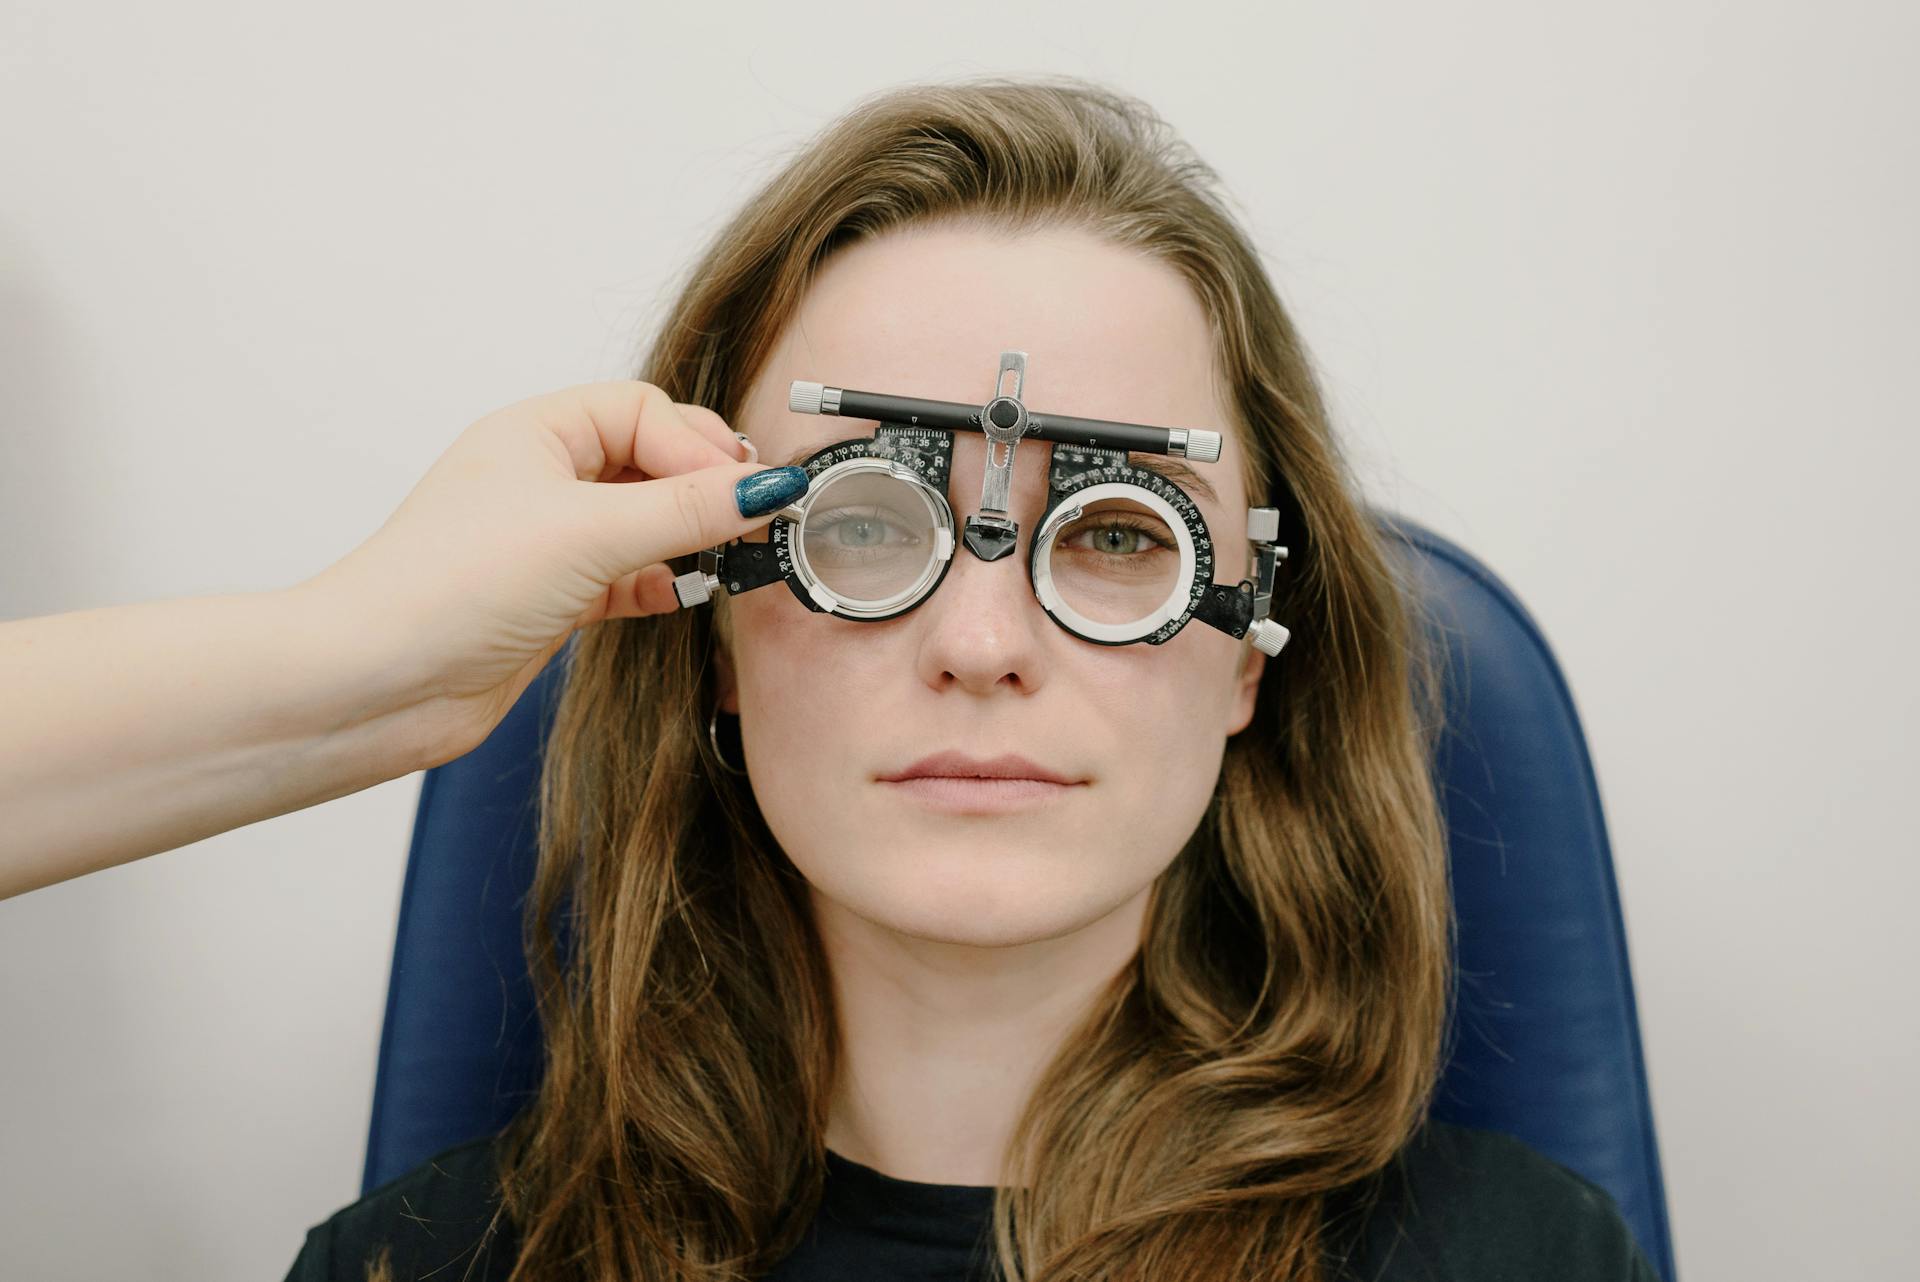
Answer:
[718, 222, 1265, 949]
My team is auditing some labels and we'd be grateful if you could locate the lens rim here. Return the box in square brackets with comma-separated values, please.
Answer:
[781, 456, 956, 619]
[1028, 480, 1200, 644]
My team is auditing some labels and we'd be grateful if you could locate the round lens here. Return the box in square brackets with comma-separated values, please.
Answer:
[1043, 495, 1184, 627]
[796, 467, 943, 609]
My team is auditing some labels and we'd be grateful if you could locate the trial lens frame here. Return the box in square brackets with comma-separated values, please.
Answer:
[672, 350, 1293, 656]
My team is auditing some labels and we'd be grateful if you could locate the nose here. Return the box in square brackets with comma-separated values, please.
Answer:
[909, 438, 1056, 696]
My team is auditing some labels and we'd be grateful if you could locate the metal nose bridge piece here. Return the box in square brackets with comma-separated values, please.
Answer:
[961, 350, 1032, 562]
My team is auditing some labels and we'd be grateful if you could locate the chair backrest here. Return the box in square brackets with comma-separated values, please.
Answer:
[360, 512, 1676, 1281]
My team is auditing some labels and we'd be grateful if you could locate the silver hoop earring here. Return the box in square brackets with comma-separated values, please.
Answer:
[707, 707, 748, 776]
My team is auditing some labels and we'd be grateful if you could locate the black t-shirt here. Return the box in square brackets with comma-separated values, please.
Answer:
[283, 1119, 1660, 1281]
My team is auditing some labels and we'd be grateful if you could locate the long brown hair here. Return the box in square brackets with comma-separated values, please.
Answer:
[364, 73, 1452, 1282]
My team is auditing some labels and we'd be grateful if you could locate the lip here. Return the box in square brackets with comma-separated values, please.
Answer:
[876, 751, 1086, 816]
[877, 751, 1081, 786]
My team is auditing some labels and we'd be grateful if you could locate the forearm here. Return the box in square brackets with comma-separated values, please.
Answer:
[0, 585, 442, 901]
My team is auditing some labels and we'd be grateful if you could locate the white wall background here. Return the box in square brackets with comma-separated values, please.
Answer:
[3, 2, 1914, 1278]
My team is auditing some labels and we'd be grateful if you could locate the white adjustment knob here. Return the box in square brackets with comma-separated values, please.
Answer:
[672, 571, 718, 609]
[1185, 429, 1222, 464]
[789, 381, 825, 415]
[1246, 618, 1290, 657]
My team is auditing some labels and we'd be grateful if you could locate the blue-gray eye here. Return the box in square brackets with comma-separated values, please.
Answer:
[1062, 516, 1175, 557]
[808, 506, 922, 555]
[827, 510, 888, 547]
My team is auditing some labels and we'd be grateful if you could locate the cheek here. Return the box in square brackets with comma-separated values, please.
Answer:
[728, 594, 893, 782]
[1031, 632, 1240, 881]
[1083, 645, 1231, 835]
[731, 577, 884, 662]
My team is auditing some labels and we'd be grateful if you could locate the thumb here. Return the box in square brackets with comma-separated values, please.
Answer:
[581, 461, 811, 578]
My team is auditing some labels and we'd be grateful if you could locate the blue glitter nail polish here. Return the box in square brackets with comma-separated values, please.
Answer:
[735, 465, 809, 518]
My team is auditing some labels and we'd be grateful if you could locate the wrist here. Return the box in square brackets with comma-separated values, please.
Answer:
[273, 576, 454, 777]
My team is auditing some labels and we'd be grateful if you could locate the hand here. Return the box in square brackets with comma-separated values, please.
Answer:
[294, 381, 806, 766]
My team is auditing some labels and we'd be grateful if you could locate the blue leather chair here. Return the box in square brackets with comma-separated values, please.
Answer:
[359, 513, 1677, 1281]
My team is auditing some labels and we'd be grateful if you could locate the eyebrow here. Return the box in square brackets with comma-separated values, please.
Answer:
[767, 438, 1220, 504]
[1126, 453, 1218, 504]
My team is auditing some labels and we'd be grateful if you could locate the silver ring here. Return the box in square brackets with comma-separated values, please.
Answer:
[707, 707, 748, 776]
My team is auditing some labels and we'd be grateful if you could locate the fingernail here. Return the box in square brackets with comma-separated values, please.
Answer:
[733, 431, 759, 463]
[735, 465, 808, 518]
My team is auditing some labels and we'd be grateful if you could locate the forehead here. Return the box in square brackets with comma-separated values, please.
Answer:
[736, 223, 1246, 509]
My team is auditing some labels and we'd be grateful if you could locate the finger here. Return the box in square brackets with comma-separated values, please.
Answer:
[524, 381, 741, 484]
[674, 402, 753, 464]
[575, 458, 811, 582]
[594, 412, 753, 482]
[593, 562, 682, 621]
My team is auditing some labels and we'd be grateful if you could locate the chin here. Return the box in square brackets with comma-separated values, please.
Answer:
[864, 901, 1097, 949]
[811, 855, 1133, 949]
